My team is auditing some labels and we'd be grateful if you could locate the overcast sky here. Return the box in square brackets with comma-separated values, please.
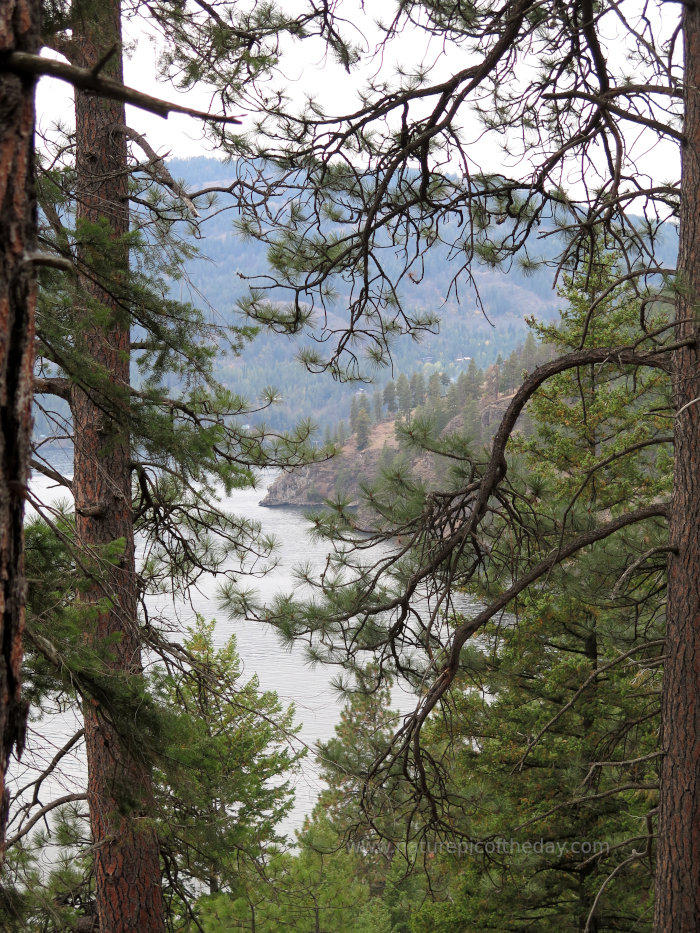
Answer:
[35, 2, 680, 197]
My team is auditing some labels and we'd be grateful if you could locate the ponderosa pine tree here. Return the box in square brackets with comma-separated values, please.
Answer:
[0, 0, 40, 862]
[4, 1, 322, 929]
[395, 373, 411, 419]
[67, 5, 165, 927]
[355, 407, 371, 450]
[410, 371, 426, 408]
[194, 672, 403, 933]
[409, 258, 669, 931]
[382, 380, 397, 414]
[213, 4, 698, 929]
[147, 617, 302, 923]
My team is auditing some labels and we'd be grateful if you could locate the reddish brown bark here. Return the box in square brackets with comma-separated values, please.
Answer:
[654, 6, 700, 930]
[69, 1, 164, 928]
[0, 0, 38, 862]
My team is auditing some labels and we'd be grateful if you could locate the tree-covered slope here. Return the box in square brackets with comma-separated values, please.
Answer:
[164, 158, 582, 432]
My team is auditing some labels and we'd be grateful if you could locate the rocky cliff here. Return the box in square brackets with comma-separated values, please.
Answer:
[260, 395, 517, 511]
[261, 421, 404, 509]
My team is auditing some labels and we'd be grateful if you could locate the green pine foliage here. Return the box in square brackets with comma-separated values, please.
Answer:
[152, 617, 303, 914]
[213, 252, 671, 931]
[4, 612, 302, 931]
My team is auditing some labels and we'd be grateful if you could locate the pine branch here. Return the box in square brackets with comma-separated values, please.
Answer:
[374, 503, 668, 801]
[11, 729, 85, 810]
[5, 793, 88, 848]
[34, 376, 71, 400]
[116, 126, 200, 217]
[1, 51, 242, 124]
[29, 458, 73, 494]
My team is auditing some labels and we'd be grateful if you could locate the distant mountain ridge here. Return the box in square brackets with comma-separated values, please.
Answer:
[166, 158, 678, 433]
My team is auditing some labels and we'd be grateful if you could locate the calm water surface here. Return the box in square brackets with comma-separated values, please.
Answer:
[19, 468, 478, 840]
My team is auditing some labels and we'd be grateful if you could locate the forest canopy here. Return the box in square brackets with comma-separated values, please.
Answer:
[0, 2, 698, 932]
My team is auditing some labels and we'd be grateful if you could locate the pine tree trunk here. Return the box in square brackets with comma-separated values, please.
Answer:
[0, 0, 38, 862]
[654, 6, 700, 930]
[70, 1, 164, 928]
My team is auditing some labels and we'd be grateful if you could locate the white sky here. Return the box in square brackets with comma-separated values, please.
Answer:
[36, 6, 384, 160]
[35, 2, 681, 195]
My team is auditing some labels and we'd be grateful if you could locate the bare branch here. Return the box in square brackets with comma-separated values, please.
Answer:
[2, 51, 242, 124]
[6, 793, 88, 848]
[117, 126, 200, 217]
[34, 376, 71, 400]
[29, 458, 72, 493]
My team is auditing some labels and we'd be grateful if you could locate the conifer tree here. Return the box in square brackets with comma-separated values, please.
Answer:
[0, 0, 40, 859]
[218, 5, 694, 926]
[355, 408, 371, 450]
[410, 371, 426, 407]
[7, 1, 317, 927]
[382, 380, 397, 414]
[65, 6, 164, 925]
[358, 391, 371, 419]
[445, 382, 459, 420]
[426, 371, 443, 410]
[462, 397, 482, 445]
[192, 671, 408, 933]
[464, 358, 483, 401]
[151, 617, 302, 914]
[396, 373, 412, 418]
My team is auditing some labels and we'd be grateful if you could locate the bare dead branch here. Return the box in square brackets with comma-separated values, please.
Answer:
[6, 793, 88, 848]
[2, 51, 242, 124]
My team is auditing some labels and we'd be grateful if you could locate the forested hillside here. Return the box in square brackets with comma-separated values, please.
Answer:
[165, 157, 563, 431]
[165, 157, 678, 435]
[261, 334, 553, 510]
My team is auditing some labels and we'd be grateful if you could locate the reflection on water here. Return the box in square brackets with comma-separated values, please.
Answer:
[18, 466, 481, 838]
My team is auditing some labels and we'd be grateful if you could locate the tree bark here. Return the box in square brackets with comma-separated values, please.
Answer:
[654, 5, 700, 930]
[0, 0, 38, 863]
[69, 1, 164, 928]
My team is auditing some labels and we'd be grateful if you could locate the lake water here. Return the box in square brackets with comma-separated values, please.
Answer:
[13, 467, 479, 844]
[143, 470, 425, 829]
